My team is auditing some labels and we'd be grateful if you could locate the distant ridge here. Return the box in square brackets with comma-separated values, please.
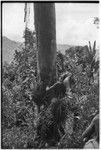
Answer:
[57, 44, 71, 54]
[2, 36, 71, 64]
[2, 36, 22, 64]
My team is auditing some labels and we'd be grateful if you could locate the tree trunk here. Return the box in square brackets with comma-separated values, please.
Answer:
[34, 3, 57, 87]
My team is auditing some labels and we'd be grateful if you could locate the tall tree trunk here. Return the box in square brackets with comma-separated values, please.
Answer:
[34, 3, 57, 87]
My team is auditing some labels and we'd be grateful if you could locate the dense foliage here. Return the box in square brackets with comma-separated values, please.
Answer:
[2, 28, 99, 148]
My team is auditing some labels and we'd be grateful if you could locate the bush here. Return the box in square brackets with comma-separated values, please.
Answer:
[2, 29, 99, 149]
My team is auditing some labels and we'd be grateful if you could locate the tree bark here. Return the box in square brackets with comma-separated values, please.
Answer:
[34, 3, 57, 87]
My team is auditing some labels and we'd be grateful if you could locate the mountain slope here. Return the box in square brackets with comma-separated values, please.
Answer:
[2, 36, 22, 64]
[57, 44, 71, 54]
[2, 36, 71, 64]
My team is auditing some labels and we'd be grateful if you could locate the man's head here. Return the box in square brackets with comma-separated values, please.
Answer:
[61, 72, 75, 93]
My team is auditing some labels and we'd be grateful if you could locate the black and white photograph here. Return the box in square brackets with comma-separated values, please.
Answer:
[1, 1, 100, 149]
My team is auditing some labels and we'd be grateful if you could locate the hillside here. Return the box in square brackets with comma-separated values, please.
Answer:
[2, 36, 22, 64]
[57, 44, 71, 54]
[2, 36, 71, 64]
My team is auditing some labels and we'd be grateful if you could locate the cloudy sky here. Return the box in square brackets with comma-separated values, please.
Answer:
[2, 3, 99, 46]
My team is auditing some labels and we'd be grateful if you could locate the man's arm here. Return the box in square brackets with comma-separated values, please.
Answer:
[82, 119, 95, 140]
[82, 114, 99, 140]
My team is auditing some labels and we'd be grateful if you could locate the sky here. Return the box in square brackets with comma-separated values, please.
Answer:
[2, 3, 99, 46]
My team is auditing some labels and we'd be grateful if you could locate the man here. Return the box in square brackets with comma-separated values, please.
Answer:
[82, 114, 99, 149]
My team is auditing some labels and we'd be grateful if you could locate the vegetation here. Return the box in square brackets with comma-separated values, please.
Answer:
[2, 27, 99, 148]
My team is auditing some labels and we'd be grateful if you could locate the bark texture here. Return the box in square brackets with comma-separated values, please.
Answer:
[34, 3, 56, 86]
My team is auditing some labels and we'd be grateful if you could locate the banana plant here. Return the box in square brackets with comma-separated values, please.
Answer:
[86, 41, 99, 83]
[88, 41, 99, 73]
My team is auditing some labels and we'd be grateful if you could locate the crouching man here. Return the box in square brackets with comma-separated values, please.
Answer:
[82, 114, 99, 149]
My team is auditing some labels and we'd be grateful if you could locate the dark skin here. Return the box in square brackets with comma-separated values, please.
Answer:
[82, 114, 99, 143]
[46, 82, 66, 99]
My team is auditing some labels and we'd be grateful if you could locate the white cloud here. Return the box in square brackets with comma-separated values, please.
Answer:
[3, 3, 25, 42]
[56, 17, 99, 45]
[3, 3, 99, 45]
